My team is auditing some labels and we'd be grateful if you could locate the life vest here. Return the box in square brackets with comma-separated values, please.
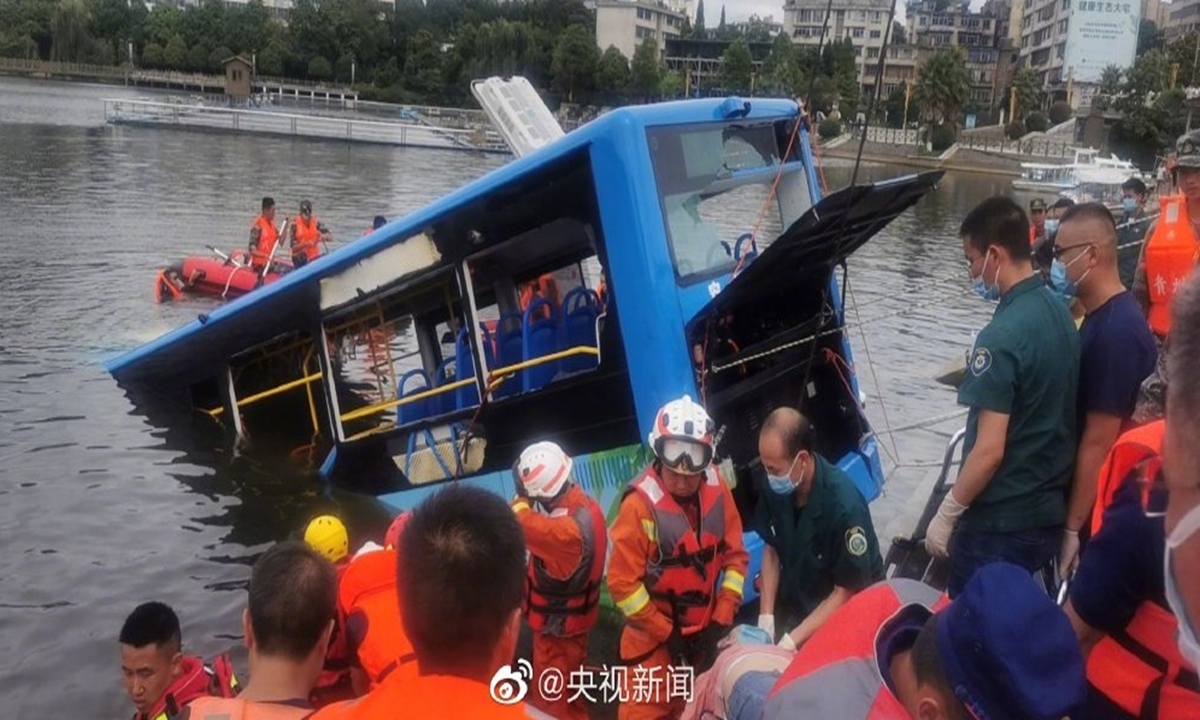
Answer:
[624, 466, 726, 636]
[292, 216, 322, 262]
[250, 216, 280, 268]
[763, 579, 947, 719]
[336, 547, 416, 688]
[135, 654, 239, 720]
[186, 696, 313, 720]
[524, 485, 608, 638]
[1086, 419, 1200, 718]
[1144, 195, 1200, 336]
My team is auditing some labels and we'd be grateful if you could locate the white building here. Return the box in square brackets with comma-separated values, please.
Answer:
[782, 0, 895, 85]
[1016, 0, 1139, 98]
[595, 0, 688, 60]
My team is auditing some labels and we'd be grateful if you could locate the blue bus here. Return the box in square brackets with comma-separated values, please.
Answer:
[107, 96, 940, 603]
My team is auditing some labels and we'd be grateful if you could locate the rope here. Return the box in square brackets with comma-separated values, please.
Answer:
[847, 280, 902, 466]
[873, 407, 969, 436]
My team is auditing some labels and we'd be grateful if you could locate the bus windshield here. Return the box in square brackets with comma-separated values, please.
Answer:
[647, 121, 804, 282]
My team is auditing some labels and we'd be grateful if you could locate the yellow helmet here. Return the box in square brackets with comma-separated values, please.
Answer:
[304, 515, 348, 563]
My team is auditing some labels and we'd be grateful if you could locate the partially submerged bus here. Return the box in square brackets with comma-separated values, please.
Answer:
[107, 95, 941, 602]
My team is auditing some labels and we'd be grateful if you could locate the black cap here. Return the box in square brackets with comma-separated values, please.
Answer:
[1029, 198, 1046, 211]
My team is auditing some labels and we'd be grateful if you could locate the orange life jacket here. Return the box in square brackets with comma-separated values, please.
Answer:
[1086, 420, 1200, 718]
[524, 485, 608, 637]
[250, 216, 280, 268]
[292, 216, 322, 261]
[134, 654, 239, 720]
[1144, 195, 1200, 336]
[186, 696, 313, 720]
[308, 673, 529, 720]
[336, 548, 416, 688]
[624, 466, 726, 636]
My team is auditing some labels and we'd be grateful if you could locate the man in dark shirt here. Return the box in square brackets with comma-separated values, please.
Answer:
[753, 407, 883, 650]
[926, 196, 1080, 598]
[1117, 177, 1152, 289]
[1053, 204, 1158, 579]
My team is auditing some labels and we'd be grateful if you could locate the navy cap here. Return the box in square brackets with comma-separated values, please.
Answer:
[936, 563, 1086, 720]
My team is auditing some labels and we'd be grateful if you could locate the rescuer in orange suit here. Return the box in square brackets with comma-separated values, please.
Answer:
[289, 200, 331, 268]
[335, 512, 418, 696]
[249, 196, 281, 272]
[608, 395, 749, 720]
[510, 441, 608, 720]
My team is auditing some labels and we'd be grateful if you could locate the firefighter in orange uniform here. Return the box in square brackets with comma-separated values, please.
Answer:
[249, 196, 281, 272]
[1064, 420, 1199, 719]
[290, 200, 331, 268]
[304, 515, 355, 707]
[608, 395, 749, 720]
[510, 441, 608, 720]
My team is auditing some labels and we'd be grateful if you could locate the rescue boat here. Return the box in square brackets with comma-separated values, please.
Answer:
[154, 248, 288, 303]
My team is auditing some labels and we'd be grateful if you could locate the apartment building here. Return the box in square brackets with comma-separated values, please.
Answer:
[1166, 0, 1200, 40]
[782, 0, 895, 85]
[906, 0, 1009, 108]
[595, 0, 687, 60]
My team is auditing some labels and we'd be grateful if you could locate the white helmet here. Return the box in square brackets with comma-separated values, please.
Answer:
[515, 441, 574, 499]
[648, 395, 715, 474]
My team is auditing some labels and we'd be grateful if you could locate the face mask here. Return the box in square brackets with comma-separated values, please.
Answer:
[1049, 250, 1091, 300]
[767, 452, 803, 495]
[971, 252, 1001, 302]
[1122, 197, 1138, 215]
[1045, 218, 1060, 236]
[1164, 503, 1200, 668]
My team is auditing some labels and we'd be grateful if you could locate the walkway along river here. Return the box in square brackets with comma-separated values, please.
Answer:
[0, 76, 1010, 715]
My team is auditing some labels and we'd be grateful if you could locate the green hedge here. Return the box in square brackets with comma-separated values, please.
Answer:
[931, 123, 957, 152]
[818, 117, 842, 140]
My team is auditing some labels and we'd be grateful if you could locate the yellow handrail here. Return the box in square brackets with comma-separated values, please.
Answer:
[486, 346, 600, 392]
[207, 372, 324, 417]
[340, 378, 476, 423]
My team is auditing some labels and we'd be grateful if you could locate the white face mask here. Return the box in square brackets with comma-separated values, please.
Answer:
[1164, 503, 1200, 668]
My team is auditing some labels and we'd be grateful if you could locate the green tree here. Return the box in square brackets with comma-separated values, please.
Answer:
[1100, 65, 1123, 95]
[761, 32, 798, 96]
[87, 0, 130, 64]
[743, 15, 773, 43]
[550, 23, 598, 102]
[1008, 67, 1042, 119]
[594, 45, 630, 104]
[661, 68, 683, 98]
[719, 37, 752, 93]
[694, 0, 705, 38]
[402, 29, 442, 98]
[913, 47, 970, 125]
[308, 54, 331, 80]
[1138, 19, 1163, 55]
[163, 33, 186, 68]
[186, 42, 209, 71]
[257, 42, 284, 76]
[630, 37, 661, 100]
[334, 52, 354, 83]
[141, 41, 163, 67]
[143, 4, 181, 47]
[209, 44, 232, 71]
[51, 0, 93, 63]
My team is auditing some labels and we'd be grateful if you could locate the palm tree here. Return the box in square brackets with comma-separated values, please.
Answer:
[913, 48, 970, 126]
[1009, 67, 1042, 120]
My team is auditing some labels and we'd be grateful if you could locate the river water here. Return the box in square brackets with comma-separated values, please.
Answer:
[0, 76, 1011, 715]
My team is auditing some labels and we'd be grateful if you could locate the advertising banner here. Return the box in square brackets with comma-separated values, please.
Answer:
[1063, 1, 1141, 84]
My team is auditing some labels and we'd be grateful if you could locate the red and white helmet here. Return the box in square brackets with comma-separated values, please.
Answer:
[515, 441, 574, 499]
[649, 395, 715, 474]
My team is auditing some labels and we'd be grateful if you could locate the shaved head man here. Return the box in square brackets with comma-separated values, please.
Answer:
[1054, 203, 1158, 579]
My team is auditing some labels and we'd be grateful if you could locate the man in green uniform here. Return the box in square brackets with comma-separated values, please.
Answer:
[925, 196, 1080, 598]
[753, 407, 883, 650]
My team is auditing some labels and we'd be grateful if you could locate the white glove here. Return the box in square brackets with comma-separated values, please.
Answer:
[777, 632, 797, 651]
[757, 614, 775, 639]
[1057, 529, 1081, 582]
[925, 490, 969, 558]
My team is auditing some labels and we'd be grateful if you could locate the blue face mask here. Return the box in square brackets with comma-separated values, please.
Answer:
[1122, 197, 1138, 215]
[1049, 249, 1091, 300]
[767, 452, 803, 495]
[971, 252, 1000, 302]
[1044, 218, 1060, 236]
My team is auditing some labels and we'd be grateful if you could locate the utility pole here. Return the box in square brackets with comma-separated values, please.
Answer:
[903, 77, 912, 128]
[1010, 84, 1017, 124]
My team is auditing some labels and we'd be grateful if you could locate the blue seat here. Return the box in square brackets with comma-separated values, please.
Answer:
[523, 297, 560, 392]
[561, 288, 600, 374]
[396, 368, 432, 425]
[494, 313, 524, 399]
[433, 358, 457, 416]
[454, 327, 481, 410]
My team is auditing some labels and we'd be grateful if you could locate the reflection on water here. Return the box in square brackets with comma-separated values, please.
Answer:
[1, 77, 1008, 714]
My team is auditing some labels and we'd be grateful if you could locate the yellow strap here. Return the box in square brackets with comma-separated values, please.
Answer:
[641, 519, 657, 544]
[615, 584, 651, 617]
[512, 500, 531, 514]
[721, 569, 745, 597]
